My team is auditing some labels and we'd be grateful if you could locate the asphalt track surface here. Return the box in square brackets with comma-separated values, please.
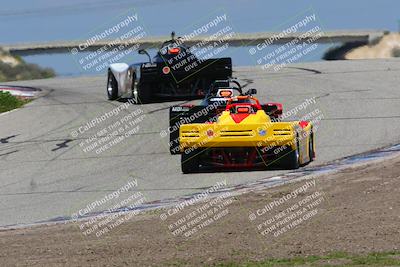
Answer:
[1, 59, 400, 227]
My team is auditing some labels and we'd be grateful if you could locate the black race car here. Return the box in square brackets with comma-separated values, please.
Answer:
[168, 79, 283, 154]
[107, 32, 232, 103]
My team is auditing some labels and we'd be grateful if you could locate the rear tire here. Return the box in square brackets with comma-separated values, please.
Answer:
[181, 148, 200, 174]
[107, 71, 118, 100]
[309, 131, 315, 162]
[169, 111, 181, 155]
[133, 82, 152, 104]
[280, 144, 300, 170]
[169, 129, 180, 155]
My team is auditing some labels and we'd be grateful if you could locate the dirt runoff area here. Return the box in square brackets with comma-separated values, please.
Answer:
[1, 156, 400, 267]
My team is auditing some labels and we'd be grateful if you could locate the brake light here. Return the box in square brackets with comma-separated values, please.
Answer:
[219, 90, 233, 98]
[237, 107, 250, 113]
[168, 47, 180, 54]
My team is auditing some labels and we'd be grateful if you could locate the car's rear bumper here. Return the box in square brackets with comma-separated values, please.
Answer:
[179, 123, 297, 151]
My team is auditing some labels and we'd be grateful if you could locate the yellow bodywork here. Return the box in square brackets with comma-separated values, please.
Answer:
[179, 109, 313, 164]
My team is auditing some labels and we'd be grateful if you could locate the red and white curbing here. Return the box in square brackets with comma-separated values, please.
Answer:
[0, 86, 41, 98]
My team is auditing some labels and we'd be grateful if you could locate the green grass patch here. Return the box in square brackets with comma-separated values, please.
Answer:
[213, 251, 400, 267]
[0, 91, 29, 113]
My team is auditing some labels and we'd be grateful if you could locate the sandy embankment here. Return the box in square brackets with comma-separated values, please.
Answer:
[345, 33, 400, 59]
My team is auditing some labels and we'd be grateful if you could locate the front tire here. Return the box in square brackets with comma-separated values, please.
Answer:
[107, 71, 118, 100]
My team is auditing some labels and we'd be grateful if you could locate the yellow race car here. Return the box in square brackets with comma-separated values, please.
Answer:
[179, 95, 315, 173]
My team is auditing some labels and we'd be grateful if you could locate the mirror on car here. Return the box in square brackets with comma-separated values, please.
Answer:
[138, 49, 152, 63]
[246, 88, 257, 95]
